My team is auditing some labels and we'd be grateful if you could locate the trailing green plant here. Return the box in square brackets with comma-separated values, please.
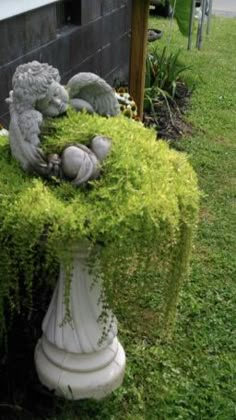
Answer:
[0, 109, 199, 344]
[144, 46, 191, 111]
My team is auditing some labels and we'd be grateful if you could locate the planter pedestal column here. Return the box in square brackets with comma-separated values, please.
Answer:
[35, 244, 125, 400]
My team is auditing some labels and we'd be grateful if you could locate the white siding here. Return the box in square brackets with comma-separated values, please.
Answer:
[0, 0, 58, 21]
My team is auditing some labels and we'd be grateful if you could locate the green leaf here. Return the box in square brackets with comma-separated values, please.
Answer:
[170, 0, 191, 36]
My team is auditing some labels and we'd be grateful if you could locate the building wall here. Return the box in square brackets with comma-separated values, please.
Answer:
[0, 0, 132, 126]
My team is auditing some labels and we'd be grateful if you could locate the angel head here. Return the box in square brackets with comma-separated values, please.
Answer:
[10, 61, 69, 116]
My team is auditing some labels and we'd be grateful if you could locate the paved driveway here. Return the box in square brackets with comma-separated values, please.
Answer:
[212, 0, 236, 17]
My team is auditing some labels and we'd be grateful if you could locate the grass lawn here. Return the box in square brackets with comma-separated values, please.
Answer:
[44, 16, 235, 419]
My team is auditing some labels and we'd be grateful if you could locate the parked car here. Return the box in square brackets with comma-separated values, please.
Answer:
[150, 0, 172, 17]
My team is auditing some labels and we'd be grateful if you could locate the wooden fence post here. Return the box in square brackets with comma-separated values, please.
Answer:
[129, 0, 150, 120]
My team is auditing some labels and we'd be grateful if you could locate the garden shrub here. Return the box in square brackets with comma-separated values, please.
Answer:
[0, 109, 199, 343]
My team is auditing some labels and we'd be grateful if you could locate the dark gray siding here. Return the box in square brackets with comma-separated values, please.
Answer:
[0, 0, 132, 126]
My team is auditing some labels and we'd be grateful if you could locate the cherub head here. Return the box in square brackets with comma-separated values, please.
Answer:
[10, 61, 69, 116]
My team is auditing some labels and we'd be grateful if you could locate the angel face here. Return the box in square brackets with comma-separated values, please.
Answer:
[36, 81, 69, 117]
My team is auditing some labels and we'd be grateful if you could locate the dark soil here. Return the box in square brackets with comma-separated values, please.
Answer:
[143, 81, 193, 144]
[0, 280, 58, 420]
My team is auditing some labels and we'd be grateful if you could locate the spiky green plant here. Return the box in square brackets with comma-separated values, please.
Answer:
[145, 46, 191, 104]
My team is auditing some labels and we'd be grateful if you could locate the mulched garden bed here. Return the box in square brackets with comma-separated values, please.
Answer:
[143, 81, 193, 142]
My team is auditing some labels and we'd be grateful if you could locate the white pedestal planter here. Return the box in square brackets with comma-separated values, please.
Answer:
[35, 244, 125, 400]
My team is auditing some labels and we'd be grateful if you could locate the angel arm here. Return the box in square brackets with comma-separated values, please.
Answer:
[18, 110, 42, 146]
[9, 109, 48, 175]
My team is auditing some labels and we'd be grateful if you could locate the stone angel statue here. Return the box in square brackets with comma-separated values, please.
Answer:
[6, 61, 120, 185]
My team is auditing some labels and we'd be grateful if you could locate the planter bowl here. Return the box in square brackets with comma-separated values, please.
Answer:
[148, 29, 163, 42]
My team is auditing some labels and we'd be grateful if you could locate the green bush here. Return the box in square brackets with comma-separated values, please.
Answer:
[0, 109, 199, 340]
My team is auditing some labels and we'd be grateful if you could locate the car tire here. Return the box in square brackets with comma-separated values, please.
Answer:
[164, 1, 172, 17]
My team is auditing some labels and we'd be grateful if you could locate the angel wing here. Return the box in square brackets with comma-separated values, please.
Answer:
[67, 73, 120, 116]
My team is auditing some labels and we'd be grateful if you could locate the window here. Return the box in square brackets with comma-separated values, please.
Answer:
[56, 0, 81, 27]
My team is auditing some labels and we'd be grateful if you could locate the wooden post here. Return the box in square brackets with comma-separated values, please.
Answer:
[129, 0, 150, 120]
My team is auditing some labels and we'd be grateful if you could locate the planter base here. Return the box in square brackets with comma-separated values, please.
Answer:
[35, 335, 125, 400]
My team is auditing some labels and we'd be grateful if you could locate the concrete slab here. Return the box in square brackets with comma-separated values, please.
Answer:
[212, 0, 236, 17]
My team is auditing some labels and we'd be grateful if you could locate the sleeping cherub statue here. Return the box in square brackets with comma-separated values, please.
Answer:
[6, 61, 120, 185]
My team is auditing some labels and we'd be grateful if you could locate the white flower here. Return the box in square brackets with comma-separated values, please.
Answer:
[0, 128, 9, 136]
